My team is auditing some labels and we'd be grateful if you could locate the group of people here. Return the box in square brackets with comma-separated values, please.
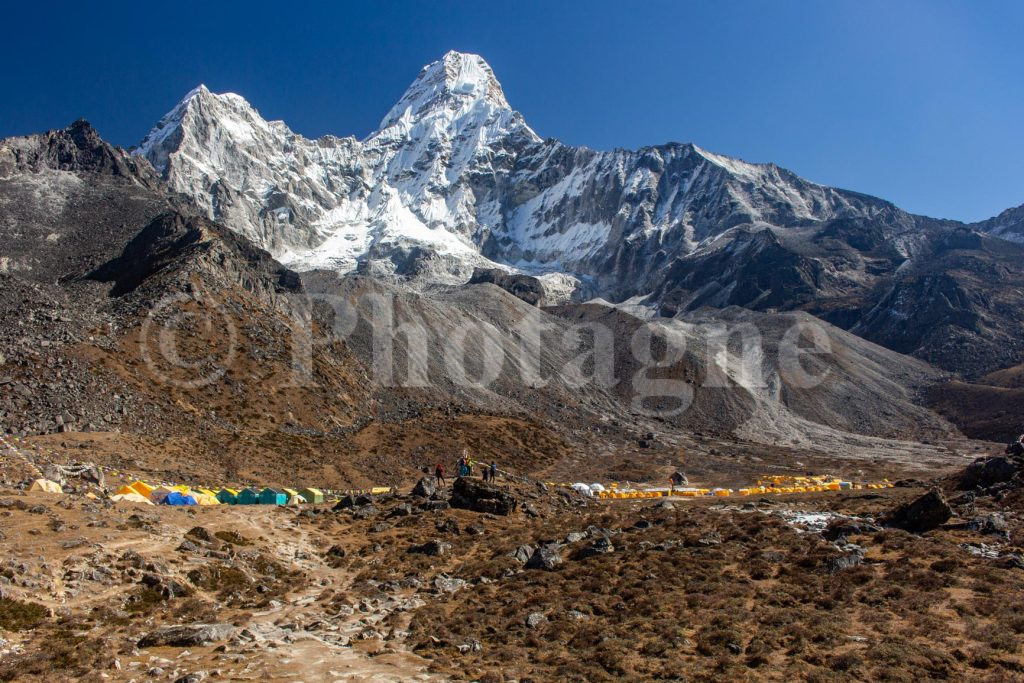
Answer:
[433, 450, 499, 487]
[1007, 434, 1024, 458]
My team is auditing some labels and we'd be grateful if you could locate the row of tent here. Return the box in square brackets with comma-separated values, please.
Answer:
[113, 481, 326, 506]
[562, 477, 894, 500]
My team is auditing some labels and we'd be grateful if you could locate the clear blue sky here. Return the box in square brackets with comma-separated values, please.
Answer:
[1, 0, 1020, 221]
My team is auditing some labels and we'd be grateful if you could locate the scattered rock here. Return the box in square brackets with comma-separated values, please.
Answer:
[822, 518, 880, 542]
[824, 547, 865, 574]
[411, 477, 438, 498]
[450, 477, 517, 516]
[881, 490, 953, 533]
[957, 456, 1020, 491]
[436, 518, 460, 535]
[388, 503, 413, 518]
[408, 539, 451, 556]
[966, 513, 1009, 536]
[525, 544, 562, 570]
[186, 526, 215, 543]
[350, 504, 379, 520]
[512, 544, 534, 565]
[577, 536, 615, 560]
[433, 576, 466, 593]
[525, 612, 547, 629]
[138, 624, 234, 648]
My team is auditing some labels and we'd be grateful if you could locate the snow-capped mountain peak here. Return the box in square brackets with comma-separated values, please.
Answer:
[133, 50, 939, 304]
[377, 51, 511, 131]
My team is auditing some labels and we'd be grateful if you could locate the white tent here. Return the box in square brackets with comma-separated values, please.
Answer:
[111, 492, 154, 505]
[589, 483, 606, 493]
[571, 483, 593, 497]
[28, 479, 62, 494]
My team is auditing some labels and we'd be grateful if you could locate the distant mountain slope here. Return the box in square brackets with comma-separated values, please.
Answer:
[0, 120, 965, 475]
[970, 202, 1024, 244]
[132, 51, 1024, 377]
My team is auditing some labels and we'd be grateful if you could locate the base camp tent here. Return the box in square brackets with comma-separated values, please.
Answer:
[29, 479, 62, 494]
[236, 488, 260, 505]
[127, 481, 155, 498]
[161, 491, 198, 506]
[111, 492, 153, 505]
[216, 488, 239, 504]
[571, 483, 594, 497]
[286, 493, 307, 505]
[149, 487, 175, 504]
[191, 491, 220, 506]
[299, 487, 324, 504]
[259, 488, 288, 506]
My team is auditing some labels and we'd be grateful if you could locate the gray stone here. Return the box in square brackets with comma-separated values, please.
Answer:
[525, 544, 562, 570]
[138, 623, 234, 648]
[408, 539, 451, 556]
[525, 612, 547, 629]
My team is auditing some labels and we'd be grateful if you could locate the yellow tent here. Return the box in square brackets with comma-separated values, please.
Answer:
[29, 479, 62, 494]
[111, 492, 154, 505]
[126, 481, 155, 497]
[190, 492, 220, 506]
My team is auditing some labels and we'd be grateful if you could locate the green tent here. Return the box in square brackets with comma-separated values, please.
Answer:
[299, 487, 324, 504]
[216, 488, 238, 505]
[236, 488, 260, 505]
[259, 487, 288, 505]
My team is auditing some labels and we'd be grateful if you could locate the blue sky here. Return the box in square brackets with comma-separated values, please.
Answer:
[1, 0, 1020, 221]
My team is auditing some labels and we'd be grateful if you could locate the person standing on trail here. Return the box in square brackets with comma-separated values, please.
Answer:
[435, 462, 446, 488]
[490, 461, 497, 482]
[481, 464, 489, 482]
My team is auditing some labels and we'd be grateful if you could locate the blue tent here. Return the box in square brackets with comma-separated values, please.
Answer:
[162, 491, 198, 506]
[259, 488, 288, 505]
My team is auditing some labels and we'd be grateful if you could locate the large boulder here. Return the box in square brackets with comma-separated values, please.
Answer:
[881, 490, 953, 533]
[450, 477, 518, 516]
[957, 456, 1020, 491]
[408, 539, 451, 556]
[138, 623, 234, 648]
[525, 544, 563, 570]
[412, 477, 438, 498]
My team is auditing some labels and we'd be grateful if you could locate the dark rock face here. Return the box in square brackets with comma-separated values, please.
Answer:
[0, 119, 160, 182]
[137, 623, 234, 648]
[468, 268, 545, 306]
[450, 477, 518, 516]
[881, 490, 953, 533]
[957, 456, 1021, 491]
